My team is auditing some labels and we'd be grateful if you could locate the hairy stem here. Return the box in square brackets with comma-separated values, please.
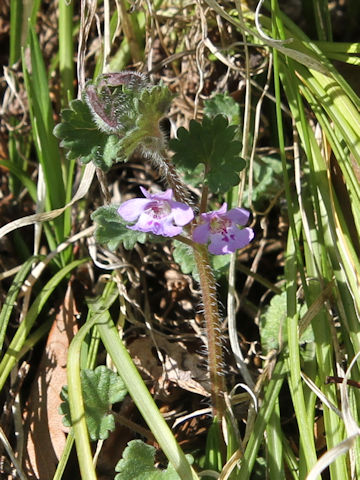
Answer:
[157, 150, 191, 205]
[194, 245, 226, 419]
[158, 149, 226, 417]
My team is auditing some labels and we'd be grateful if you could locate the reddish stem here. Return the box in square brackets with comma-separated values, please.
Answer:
[194, 245, 226, 419]
[159, 151, 226, 419]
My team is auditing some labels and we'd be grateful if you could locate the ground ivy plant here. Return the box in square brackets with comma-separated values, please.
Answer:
[54, 71, 254, 475]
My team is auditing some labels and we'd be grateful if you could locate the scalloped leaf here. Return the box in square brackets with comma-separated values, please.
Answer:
[53, 99, 123, 170]
[138, 84, 173, 122]
[260, 292, 314, 355]
[115, 440, 193, 480]
[259, 293, 287, 354]
[60, 366, 127, 441]
[204, 93, 240, 125]
[169, 115, 245, 194]
[54, 75, 173, 170]
[91, 205, 147, 251]
[119, 84, 173, 159]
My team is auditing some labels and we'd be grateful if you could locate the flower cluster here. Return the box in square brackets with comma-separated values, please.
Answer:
[118, 187, 254, 254]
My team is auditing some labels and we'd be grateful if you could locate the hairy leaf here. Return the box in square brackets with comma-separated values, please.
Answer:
[169, 115, 245, 194]
[138, 85, 173, 124]
[54, 74, 173, 170]
[53, 99, 123, 170]
[60, 366, 127, 440]
[91, 205, 147, 251]
[119, 85, 173, 159]
[115, 440, 192, 480]
[259, 293, 287, 354]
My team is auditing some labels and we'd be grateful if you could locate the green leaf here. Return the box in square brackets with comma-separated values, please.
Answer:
[91, 205, 147, 250]
[60, 366, 127, 441]
[204, 93, 240, 125]
[242, 155, 284, 208]
[172, 241, 198, 281]
[120, 84, 173, 159]
[138, 84, 173, 124]
[115, 440, 192, 480]
[212, 253, 231, 273]
[53, 99, 123, 170]
[173, 241, 231, 280]
[259, 292, 314, 355]
[259, 293, 287, 354]
[169, 115, 245, 194]
[176, 163, 204, 189]
[54, 77, 172, 169]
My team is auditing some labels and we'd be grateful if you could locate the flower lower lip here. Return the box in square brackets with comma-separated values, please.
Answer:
[118, 187, 194, 237]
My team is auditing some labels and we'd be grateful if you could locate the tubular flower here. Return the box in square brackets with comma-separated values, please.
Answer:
[192, 203, 254, 255]
[118, 187, 194, 237]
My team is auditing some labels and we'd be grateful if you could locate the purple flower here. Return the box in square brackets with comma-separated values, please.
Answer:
[118, 187, 194, 237]
[192, 203, 254, 255]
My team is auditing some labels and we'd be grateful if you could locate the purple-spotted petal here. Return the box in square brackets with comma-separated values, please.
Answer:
[155, 218, 183, 237]
[127, 211, 157, 233]
[226, 207, 250, 225]
[169, 201, 194, 226]
[219, 227, 253, 253]
[128, 211, 183, 237]
[198, 203, 227, 223]
[207, 232, 230, 255]
[192, 222, 211, 244]
[225, 226, 253, 250]
[118, 198, 152, 221]
[130, 215, 182, 237]
[208, 226, 253, 255]
[192, 200, 254, 254]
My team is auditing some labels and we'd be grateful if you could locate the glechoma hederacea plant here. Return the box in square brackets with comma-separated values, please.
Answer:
[54, 70, 253, 444]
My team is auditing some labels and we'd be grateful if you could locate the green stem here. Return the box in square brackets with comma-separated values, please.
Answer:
[193, 245, 226, 419]
[238, 358, 287, 479]
[59, 0, 74, 104]
[67, 317, 97, 480]
[96, 309, 199, 480]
